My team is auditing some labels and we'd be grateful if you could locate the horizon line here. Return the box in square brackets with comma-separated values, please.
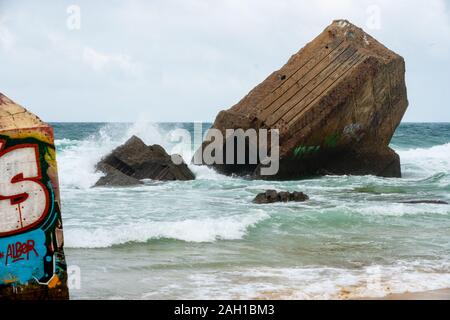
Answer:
[46, 121, 450, 124]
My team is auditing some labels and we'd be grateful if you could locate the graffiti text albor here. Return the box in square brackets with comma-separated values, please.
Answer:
[0, 239, 38, 265]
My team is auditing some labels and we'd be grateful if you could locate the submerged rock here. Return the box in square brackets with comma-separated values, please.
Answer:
[94, 135, 195, 186]
[400, 200, 448, 205]
[252, 190, 309, 204]
[195, 20, 408, 179]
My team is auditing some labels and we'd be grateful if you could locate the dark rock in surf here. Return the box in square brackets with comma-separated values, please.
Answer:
[252, 190, 309, 204]
[95, 162, 143, 186]
[94, 135, 195, 187]
[400, 200, 448, 205]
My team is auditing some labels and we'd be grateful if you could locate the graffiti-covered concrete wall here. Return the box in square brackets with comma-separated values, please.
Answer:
[0, 93, 68, 299]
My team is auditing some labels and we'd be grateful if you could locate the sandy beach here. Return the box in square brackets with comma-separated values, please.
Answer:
[378, 289, 450, 300]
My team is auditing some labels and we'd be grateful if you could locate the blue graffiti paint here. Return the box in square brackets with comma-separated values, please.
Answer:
[0, 229, 47, 284]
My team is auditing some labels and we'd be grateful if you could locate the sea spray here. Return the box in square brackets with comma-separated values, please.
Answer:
[398, 142, 450, 179]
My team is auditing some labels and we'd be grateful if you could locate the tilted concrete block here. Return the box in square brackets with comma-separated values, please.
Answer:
[195, 20, 408, 179]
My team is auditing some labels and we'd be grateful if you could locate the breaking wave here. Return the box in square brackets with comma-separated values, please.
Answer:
[397, 142, 450, 178]
[64, 210, 270, 248]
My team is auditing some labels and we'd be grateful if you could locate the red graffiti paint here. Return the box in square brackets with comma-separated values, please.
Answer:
[4, 240, 38, 265]
[0, 140, 50, 237]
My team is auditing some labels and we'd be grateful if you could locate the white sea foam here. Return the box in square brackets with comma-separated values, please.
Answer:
[398, 142, 450, 178]
[123, 120, 167, 147]
[64, 210, 269, 248]
[171, 263, 450, 300]
[354, 202, 450, 217]
[55, 136, 112, 189]
[189, 164, 233, 180]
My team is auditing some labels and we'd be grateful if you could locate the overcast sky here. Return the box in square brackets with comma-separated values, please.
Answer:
[0, 0, 449, 122]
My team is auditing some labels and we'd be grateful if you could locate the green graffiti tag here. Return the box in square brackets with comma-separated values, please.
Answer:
[293, 145, 320, 158]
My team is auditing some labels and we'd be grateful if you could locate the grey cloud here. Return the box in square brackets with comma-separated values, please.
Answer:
[0, 0, 449, 122]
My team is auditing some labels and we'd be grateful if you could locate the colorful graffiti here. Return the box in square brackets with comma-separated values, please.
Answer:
[0, 127, 68, 298]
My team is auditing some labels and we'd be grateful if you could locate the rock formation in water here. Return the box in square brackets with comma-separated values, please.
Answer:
[0, 92, 69, 299]
[194, 20, 408, 179]
[252, 190, 309, 204]
[400, 200, 448, 205]
[95, 135, 195, 186]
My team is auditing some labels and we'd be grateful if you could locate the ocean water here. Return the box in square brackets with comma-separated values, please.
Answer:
[52, 122, 450, 300]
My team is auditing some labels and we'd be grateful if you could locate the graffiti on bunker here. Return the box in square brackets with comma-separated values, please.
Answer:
[0, 128, 66, 288]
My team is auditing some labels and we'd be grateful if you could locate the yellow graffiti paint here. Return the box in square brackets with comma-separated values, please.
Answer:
[47, 275, 61, 289]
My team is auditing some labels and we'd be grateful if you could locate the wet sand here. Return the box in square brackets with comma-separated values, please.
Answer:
[378, 289, 450, 300]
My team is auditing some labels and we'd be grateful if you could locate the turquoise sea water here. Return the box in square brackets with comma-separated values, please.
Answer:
[53, 122, 450, 299]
